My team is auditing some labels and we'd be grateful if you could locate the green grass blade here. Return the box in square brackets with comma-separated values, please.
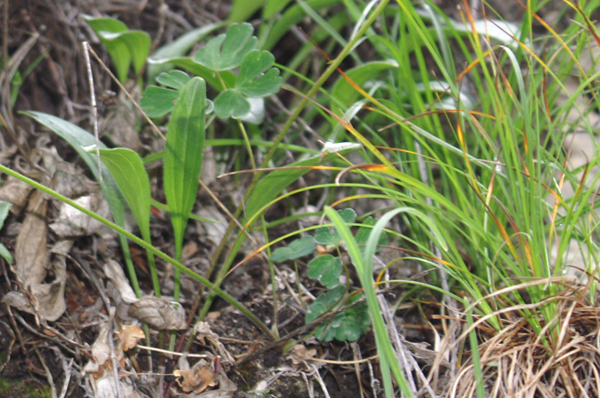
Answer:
[325, 206, 413, 397]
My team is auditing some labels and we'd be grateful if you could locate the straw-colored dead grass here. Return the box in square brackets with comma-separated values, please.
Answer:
[448, 288, 600, 397]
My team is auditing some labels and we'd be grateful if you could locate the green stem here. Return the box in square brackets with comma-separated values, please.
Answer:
[0, 164, 276, 342]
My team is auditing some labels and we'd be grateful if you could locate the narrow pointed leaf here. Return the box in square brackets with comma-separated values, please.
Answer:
[164, 77, 207, 259]
[97, 148, 151, 242]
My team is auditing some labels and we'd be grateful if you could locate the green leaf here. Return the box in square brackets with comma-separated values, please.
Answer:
[305, 286, 369, 342]
[307, 255, 342, 288]
[0, 201, 12, 264]
[193, 23, 257, 71]
[0, 201, 11, 231]
[331, 60, 399, 115]
[101, 31, 151, 76]
[20, 111, 125, 222]
[96, 148, 151, 243]
[263, 0, 294, 18]
[83, 15, 150, 83]
[214, 89, 250, 120]
[140, 86, 180, 118]
[229, 0, 266, 22]
[314, 208, 357, 246]
[156, 70, 191, 90]
[236, 51, 282, 97]
[270, 236, 316, 263]
[147, 57, 236, 90]
[164, 77, 207, 261]
[0, 244, 12, 264]
[355, 217, 388, 252]
[148, 23, 223, 82]
[243, 153, 356, 225]
[334, 301, 370, 341]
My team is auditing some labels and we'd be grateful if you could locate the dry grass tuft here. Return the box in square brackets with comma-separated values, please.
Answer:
[448, 287, 600, 398]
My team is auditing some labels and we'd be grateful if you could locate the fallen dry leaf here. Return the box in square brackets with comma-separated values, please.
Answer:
[49, 193, 114, 239]
[289, 344, 317, 365]
[0, 176, 34, 213]
[116, 325, 145, 352]
[193, 322, 235, 364]
[2, 192, 69, 321]
[104, 259, 138, 304]
[174, 360, 217, 394]
[129, 297, 186, 330]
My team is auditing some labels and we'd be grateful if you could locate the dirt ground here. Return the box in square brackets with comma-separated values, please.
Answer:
[0, 1, 581, 397]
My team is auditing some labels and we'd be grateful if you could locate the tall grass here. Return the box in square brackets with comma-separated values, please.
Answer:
[278, 0, 600, 395]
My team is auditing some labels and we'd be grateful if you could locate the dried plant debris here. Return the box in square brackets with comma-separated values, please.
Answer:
[116, 324, 145, 352]
[173, 355, 237, 398]
[104, 259, 139, 304]
[0, 176, 34, 213]
[49, 193, 114, 239]
[2, 192, 71, 321]
[129, 296, 187, 330]
[289, 344, 317, 365]
[194, 322, 235, 365]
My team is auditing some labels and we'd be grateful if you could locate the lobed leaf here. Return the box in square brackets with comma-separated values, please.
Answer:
[307, 255, 342, 288]
[214, 89, 250, 119]
[193, 23, 257, 71]
[147, 23, 222, 82]
[270, 236, 316, 263]
[236, 51, 282, 97]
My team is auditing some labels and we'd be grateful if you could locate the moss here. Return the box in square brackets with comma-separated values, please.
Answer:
[0, 377, 53, 398]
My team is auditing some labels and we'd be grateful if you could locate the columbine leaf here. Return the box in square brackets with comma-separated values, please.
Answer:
[193, 23, 257, 71]
[147, 23, 222, 82]
[307, 255, 342, 288]
[305, 285, 344, 323]
[214, 89, 250, 119]
[156, 70, 191, 90]
[334, 301, 370, 341]
[306, 286, 370, 342]
[355, 217, 388, 252]
[270, 236, 316, 263]
[140, 86, 180, 118]
[236, 50, 282, 97]
[314, 208, 357, 246]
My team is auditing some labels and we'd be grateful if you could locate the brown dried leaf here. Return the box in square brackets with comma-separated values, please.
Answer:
[174, 362, 217, 394]
[116, 325, 145, 352]
[290, 344, 317, 365]
[129, 297, 186, 330]
[15, 190, 47, 287]
[0, 176, 33, 213]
